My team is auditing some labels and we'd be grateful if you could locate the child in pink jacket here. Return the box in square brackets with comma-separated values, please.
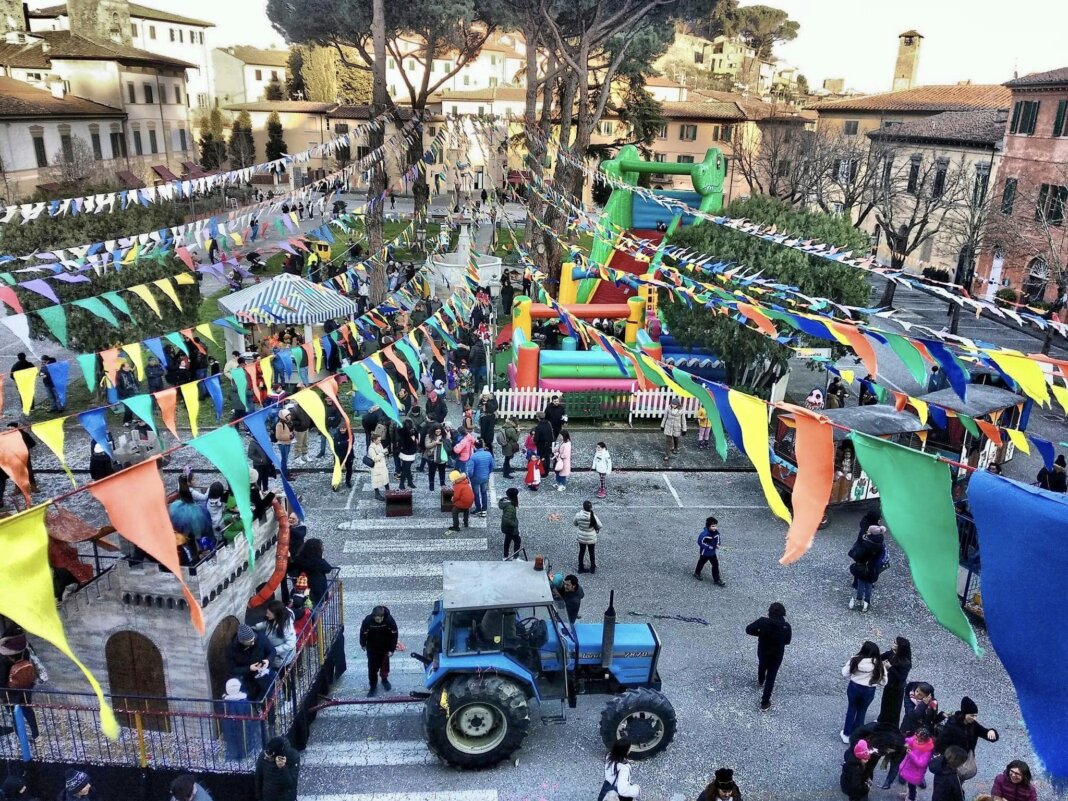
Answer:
[898, 728, 936, 801]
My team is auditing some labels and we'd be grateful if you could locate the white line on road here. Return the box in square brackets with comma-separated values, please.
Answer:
[300, 739, 438, 767]
[338, 516, 485, 530]
[303, 793, 497, 801]
[343, 537, 486, 553]
[662, 473, 683, 508]
[345, 590, 442, 605]
[345, 478, 360, 510]
[339, 564, 445, 578]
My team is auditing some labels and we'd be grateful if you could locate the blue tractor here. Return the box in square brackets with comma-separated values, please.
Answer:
[413, 560, 677, 769]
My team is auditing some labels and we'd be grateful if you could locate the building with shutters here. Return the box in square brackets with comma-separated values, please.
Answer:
[975, 67, 1068, 304]
[212, 44, 290, 107]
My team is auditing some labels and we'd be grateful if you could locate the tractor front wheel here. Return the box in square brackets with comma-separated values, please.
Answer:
[424, 675, 530, 769]
[599, 688, 677, 759]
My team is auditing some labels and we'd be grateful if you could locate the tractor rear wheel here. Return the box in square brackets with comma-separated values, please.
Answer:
[424, 675, 530, 769]
[599, 688, 677, 759]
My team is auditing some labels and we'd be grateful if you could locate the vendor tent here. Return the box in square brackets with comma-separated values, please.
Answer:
[218, 273, 360, 324]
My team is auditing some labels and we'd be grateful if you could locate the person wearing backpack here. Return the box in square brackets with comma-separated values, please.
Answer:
[848, 525, 887, 612]
[274, 410, 295, 481]
[598, 738, 639, 800]
[0, 633, 43, 742]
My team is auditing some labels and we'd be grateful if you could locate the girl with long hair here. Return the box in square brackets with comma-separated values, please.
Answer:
[841, 640, 887, 742]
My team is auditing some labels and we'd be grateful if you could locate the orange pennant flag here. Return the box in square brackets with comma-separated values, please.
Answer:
[892, 392, 908, 412]
[383, 346, 416, 395]
[0, 429, 32, 503]
[154, 388, 180, 439]
[779, 406, 835, 565]
[736, 302, 778, 338]
[975, 419, 1003, 447]
[100, 348, 122, 387]
[302, 342, 315, 378]
[88, 459, 205, 634]
[244, 363, 264, 403]
[318, 377, 352, 464]
[833, 322, 878, 379]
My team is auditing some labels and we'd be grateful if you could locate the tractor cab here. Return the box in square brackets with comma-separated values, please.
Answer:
[417, 561, 676, 770]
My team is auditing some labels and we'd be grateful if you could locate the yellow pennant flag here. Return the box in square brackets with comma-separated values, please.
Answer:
[129, 284, 162, 318]
[13, 367, 37, 414]
[1005, 427, 1031, 455]
[1051, 383, 1068, 416]
[909, 397, 929, 426]
[260, 356, 274, 392]
[122, 243, 140, 264]
[840, 369, 855, 385]
[122, 341, 145, 380]
[312, 337, 324, 373]
[195, 323, 218, 345]
[728, 389, 792, 524]
[293, 388, 341, 485]
[32, 418, 74, 486]
[0, 504, 119, 738]
[179, 381, 201, 438]
[153, 279, 182, 311]
[984, 350, 1051, 408]
[173, 272, 197, 286]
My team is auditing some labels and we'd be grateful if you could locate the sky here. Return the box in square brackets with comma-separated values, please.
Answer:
[132, 0, 1067, 95]
[758, 0, 1068, 92]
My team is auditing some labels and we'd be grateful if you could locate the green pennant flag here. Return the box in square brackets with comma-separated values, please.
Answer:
[187, 426, 254, 566]
[394, 339, 423, 383]
[121, 394, 157, 433]
[230, 366, 249, 404]
[633, 353, 667, 388]
[872, 384, 890, 403]
[76, 353, 98, 391]
[291, 346, 304, 368]
[164, 332, 189, 355]
[884, 333, 929, 385]
[0, 273, 14, 286]
[36, 304, 68, 346]
[672, 369, 728, 461]
[850, 432, 979, 653]
[101, 291, 133, 318]
[71, 297, 119, 328]
[957, 413, 981, 439]
[343, 363, 399, 423]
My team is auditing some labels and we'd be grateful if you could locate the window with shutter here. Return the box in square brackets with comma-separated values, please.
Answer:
[1001, 177, 1017, 214]
[1054, 100, 1068, 137]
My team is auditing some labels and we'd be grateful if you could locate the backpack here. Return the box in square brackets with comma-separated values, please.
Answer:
[8, 657, 36, 690]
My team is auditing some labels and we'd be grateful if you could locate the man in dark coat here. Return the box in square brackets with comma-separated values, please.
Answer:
[226, 624, 276, 699]
[359, 605, 399, 697]
[544, 395, 567, 439]
[1036, 454, 1067, 492]
[533, 413, 555, 476]
[425, 391, 448, 424]
[745, 602, 791, 710]
[255, 736, 300, 801]
[478, 391, 497, 450]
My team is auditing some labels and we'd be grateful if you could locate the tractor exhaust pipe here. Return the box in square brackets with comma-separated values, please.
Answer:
[600, 590, 616, 669]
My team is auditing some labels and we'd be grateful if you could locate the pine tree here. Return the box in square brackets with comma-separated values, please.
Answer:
[197, 108, 227, 169]
[228, 110, 256, 168]
[266, 112, 287, 161]
[265, 76, 285, 101]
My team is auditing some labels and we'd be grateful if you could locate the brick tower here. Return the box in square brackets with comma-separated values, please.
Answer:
[892, 30, 923, 91]
[66, 0, 133, 46]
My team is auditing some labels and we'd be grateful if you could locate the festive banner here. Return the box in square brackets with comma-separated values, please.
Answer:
[0, 429, 32, 501]
[154, 388, 179, 438]
[32, 418, 74, 486]
[672, 369, 727, 461]
[88, 459, 204, 633]
[728, 389, 791, 523]
[179, 382, 201, 437]
[36, 305, 68, 346]
[187, 426, 254, 564]
[13, 367, 37, 414]
[77, 408, 112, 457]
[850, 432, 979, 652]
[779, 406, 834, 564]
[984, 350, 1051, 408]
[968, 471, 1068, 780]
[123, 342, 145, 381]
[121, 394, 157, 433]
[71, 297, 119, 327]
[75, 353, 97, 392]
[243, 409, 304, 519]
[128, 284, 161, 318]
[0, 505, 118, 738]
[45, 361, 69, 410]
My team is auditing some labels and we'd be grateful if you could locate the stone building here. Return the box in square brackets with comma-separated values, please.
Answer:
[976, 67, 1068, 304]
[892, 30, 923, 91]
[211, 45, 290, 107]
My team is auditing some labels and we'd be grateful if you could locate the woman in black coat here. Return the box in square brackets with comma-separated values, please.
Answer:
[287, 538, 334, 605]
[877, 636, 912, 725]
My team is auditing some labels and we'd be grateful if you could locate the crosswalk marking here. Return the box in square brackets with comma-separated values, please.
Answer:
[343, 537, 486, 553]
[345, 589, 442, 605]
[303, 792, 497, 801]
[339, 516, 487, 530]
[340, 564, 444, 578]
[301, 738, 437, 767]
[317, 700, 423, 718]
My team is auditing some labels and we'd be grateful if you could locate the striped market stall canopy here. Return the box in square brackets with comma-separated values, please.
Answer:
[218, 273, 361, 324]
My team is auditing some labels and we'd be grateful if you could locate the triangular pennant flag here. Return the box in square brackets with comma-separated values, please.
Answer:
[1005, 427, 1030, 455]
[31, 418, 74, 486]
[204, 374, 224, 419]
[123, 342, 146, 381]
[0, 429, 32, 502]
[88, 460, 205, 634]
[128, 284, 162, 317]
[152, 278, 182, 310]
[154, 388, 180, 439]
[187, 427, 254, 565]
[101, 291, 132, 318]
[36, 304, 68, 346]
[78, 408, 113, 456]
[195, 323, 217, 345]
[728, 390, 791, 523]
[243, 409, 304, 519]
[121, 394, 157, 433]
[71, 297, 119, 327]
[778, 405, 834, 564]
[76, 353, 98, 392]
[293, 388, 342, 485]
[12, 367, 37, 414]
[45, 361, 69, 409]
[165, 331, 190, 355]
[179, 382, 201, 437]
[0, 505, 119, 737]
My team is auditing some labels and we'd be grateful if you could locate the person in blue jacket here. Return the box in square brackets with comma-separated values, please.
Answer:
[466, 440, 495, 516]
[694, 516, 726, 587]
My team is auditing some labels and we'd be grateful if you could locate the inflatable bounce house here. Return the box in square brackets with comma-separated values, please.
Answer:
[508, 145, 728, 390]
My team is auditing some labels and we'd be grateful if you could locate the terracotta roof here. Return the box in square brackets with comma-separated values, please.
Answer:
[29, 2, 214, 27]
[438, 86, 526, 103]
[662, 100, 746, 121]
[1005, 67, 1068, 88]
[0, 39, 52, 69]
[867, 109, 1008, 147]
[25, 30, 195, 68]
[0, 76, 124, 119]
[646, 76, 683, 88]
[807, 84, 1011, 113]
[218, 45, 290, 68]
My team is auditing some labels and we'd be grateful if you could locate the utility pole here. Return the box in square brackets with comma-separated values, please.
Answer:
[366, 0, 388, 302]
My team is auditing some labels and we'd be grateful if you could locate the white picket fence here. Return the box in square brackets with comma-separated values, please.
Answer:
[493, 386, 699, 425]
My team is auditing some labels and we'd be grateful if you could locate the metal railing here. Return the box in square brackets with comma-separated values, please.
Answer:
[0, 576, 344, 773]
